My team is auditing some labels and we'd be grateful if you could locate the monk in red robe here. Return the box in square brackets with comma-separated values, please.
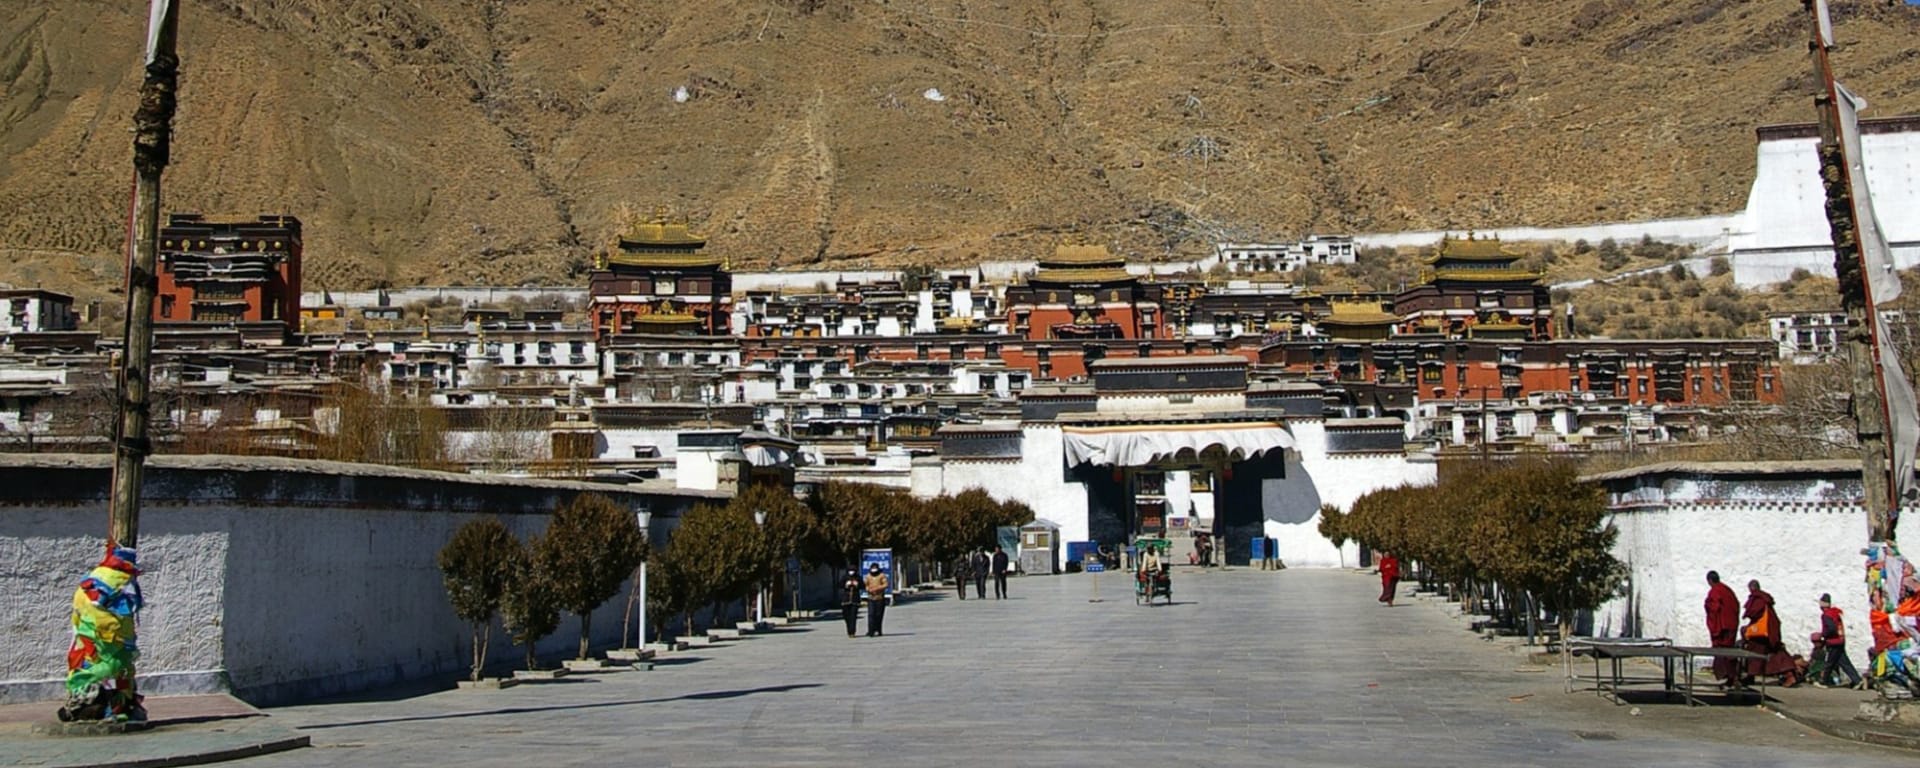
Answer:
[1704, 571, 1740, 684]
[1377, 553, 1401, 606]
[1741, 579, 1799, 686]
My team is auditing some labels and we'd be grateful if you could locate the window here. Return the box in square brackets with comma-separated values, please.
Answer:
[160, 295, 176, 317]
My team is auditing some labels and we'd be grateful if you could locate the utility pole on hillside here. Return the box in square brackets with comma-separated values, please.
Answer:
[1803, 0, 1911, 545]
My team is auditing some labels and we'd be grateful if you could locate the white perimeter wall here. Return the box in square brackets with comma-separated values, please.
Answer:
[1591, 471, 1894, 662]
[1265, 421, 1438, 568]
[1729, 128, 1920, 287]
[0, 456, 698, 705]
[940, 425, 1090, 547]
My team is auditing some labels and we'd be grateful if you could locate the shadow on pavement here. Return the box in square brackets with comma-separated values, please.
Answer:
[296, 683, 825, 731]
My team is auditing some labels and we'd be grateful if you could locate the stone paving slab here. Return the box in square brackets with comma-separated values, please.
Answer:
[231, 569, 1913, 767]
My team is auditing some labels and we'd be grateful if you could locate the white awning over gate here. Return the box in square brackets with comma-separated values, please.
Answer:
[1061, 422, 1294, 468]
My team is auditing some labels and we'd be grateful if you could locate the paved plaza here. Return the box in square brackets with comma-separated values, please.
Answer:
[227, 568, 1900, 767]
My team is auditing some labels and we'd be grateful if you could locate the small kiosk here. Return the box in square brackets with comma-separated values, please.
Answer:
[1018, 520, 1061, 575]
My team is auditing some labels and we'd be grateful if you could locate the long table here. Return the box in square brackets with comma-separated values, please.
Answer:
[1568, 640, 1770, 706]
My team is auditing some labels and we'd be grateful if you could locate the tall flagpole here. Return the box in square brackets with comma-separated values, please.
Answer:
[1803, 0, 1899, 544]
[109, 0, 179, 549]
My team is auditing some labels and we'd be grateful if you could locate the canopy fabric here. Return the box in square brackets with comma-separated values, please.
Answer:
[1062, 422, 1293, 467]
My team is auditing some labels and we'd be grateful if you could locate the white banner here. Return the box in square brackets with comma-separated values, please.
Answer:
[145, 0, 174, 65]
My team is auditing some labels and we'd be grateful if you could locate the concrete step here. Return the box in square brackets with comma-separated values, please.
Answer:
[734, 621, 762, 633]
[605, 648, 657, 663]
[563, 659, 613, 673]
[511, 668, 568, 681]
[645, 640, 689, 653]
[706, 628, 742, 640]
[454, 678, 519, 690]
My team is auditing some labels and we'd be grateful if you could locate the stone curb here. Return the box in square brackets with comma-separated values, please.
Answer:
[41, 731, 311, 768]
[1761, 702, 1920, 753]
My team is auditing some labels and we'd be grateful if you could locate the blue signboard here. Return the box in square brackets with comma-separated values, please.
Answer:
[1086, 562, 1105, 573]
[860, 548, 895, 596]
[1250, 537, 1267, 562]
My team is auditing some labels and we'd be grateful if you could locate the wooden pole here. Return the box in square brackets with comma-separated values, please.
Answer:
[1803, 0, 1896, 543]
[109, 0, 180, 549]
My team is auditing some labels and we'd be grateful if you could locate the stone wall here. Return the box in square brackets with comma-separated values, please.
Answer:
[0, 454, 717, 705]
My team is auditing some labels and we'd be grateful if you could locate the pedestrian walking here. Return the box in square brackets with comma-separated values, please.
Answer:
[1704, 570, 1741, 684]
[1814, 593, 1864, 689]
[952, 555, 970, 600]
[864, 563, 890, 637]
[991, 545, 1010, 600]
[971, 549, 989, 599]
[1377, 552, 1401, 606]
[839, 568, 862, 638]
[1741, 579, 1800, 687]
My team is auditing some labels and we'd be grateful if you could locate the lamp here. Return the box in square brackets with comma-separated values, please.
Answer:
[752, 509, 768, 626]
[635, 508, 652, 649]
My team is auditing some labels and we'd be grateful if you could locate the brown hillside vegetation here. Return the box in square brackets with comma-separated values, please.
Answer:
[3, 0, 1918, 307]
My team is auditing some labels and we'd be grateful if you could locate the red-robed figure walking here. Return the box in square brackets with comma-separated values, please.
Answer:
[1704, 570, 1740, 683]
[1742, 579, 1799, 686]
[1377, 553, 1401, 606]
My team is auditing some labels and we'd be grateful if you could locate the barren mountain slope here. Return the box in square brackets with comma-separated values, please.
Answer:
[2, 0, 1917, 305]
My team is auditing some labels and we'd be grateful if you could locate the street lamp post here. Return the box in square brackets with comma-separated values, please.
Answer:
[752, 508, 768, 626]
[636, 509, 652, 649]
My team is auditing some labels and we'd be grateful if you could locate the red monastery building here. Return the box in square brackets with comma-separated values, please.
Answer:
[588, 213, 733, 338]
[1393, 234, 1551, 340]
[1003, 243, 1158, 341]
[154, 214, 302, 328]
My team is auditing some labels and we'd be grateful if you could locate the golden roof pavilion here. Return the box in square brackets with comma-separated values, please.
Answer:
[1032, 241, 1136, 285]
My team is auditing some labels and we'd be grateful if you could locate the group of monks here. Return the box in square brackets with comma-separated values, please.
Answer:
[1703, 570, 1804, 688]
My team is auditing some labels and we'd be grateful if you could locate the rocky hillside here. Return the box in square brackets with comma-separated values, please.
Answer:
[3, 0, 1918, 305]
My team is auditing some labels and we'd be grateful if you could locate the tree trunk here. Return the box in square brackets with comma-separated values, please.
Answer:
[470, 623, 484, 682]
[1523, 592, 1539, 646]
[1559, 612, 1574, 684]
[523, 644, 536, 672]
[577, 611, 592, 660]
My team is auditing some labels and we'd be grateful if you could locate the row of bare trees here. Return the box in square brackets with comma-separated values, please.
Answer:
[1318, 460, 1623, 657]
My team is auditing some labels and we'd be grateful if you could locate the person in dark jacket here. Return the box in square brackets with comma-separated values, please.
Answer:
[864, 563, 890, 637]
[839, 569, 862, 638]
[971, 549, 990, 599]
[952, 555, 970, 600]
[991, 546, 1010, 599]
[1815, 593, 1863, 688]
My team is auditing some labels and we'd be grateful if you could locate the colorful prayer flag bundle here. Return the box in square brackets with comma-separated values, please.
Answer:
[1865, 542, 1920, 690]
[57, 546, 146, 723]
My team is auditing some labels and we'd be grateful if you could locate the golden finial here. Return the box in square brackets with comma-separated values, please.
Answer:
[652, 204, 671, 224]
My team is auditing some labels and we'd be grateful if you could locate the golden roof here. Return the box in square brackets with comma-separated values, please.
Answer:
[604, 209, 721, 268]
[1428, 233, 1523, 263]
[607, 250, 723, 268]
[631, 313, 702, 324]
[1421, 267, 1543, 283]
[1032, 266, 1138, 284]
[1318, 311, 1398, 326]
[1044, 242, 1123, 266]
[622, 213, 707, 247]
